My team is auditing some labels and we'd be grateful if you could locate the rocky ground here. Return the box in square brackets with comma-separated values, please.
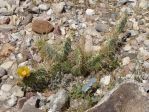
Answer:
[0, 0, 149, 112]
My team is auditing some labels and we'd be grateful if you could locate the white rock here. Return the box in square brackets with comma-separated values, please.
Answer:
[47, 9, 53, 15]
[1, 84, 12, 92]
[11, 86, 24, 97]
[0, 61, 14, 70]
[85, 9, 95, 16]
[123, 44, 131, 51]
[95, 89, 103, 96]
[38, 4, 50, 11]
[7, 95, 17, 107]
[17, 53, 23, 61]
[100, 75, 111, 86]
[122, 57, 130, 66]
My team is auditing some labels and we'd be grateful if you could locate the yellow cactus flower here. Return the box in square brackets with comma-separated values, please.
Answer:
[17, 66, 31, 78]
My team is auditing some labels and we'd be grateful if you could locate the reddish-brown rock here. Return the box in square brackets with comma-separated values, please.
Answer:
[32, 19, 54, 34]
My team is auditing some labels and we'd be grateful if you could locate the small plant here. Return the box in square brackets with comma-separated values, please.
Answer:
[17, 66, 50, 92]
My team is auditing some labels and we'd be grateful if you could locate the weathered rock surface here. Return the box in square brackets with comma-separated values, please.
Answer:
[86, 82, 149, 112]
[32, 19, 54, 34]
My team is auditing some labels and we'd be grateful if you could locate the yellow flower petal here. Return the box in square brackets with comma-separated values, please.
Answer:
[17, 66, 31, 78]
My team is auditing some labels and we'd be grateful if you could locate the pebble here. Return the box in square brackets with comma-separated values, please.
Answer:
[122, 57, 130, 66]
[85, 9, 95, 16]
[38, 4, 50, 11]
[100, 75, 111, 86]
[47, 9, 53, 16]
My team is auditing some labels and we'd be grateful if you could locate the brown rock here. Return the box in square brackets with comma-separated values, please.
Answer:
[86, 82, 149, 112]
[32, 19, 54, 34]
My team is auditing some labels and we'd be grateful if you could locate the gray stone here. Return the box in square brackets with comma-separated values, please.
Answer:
[86, 82, 149, 112]
[21, 14, 33, 26]
[21, 96, 43, 112]
[95, 23, 109, 32]
[47, 89, 69, 112]
[0, 67, 7, 77]
[86, 9, 95, 16]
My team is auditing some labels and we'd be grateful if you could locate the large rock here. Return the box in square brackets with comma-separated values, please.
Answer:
[21, 96, 43, 112]
[86, 82, 149, 112]
[32, 19, 54, 34]
[47, 89, 69, 112]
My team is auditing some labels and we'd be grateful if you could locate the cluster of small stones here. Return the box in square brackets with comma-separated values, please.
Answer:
[0, 0, 148, 112]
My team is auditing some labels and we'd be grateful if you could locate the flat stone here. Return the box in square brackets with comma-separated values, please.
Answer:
[86, 82, 149, 112]
[32, 19, 54, 34]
